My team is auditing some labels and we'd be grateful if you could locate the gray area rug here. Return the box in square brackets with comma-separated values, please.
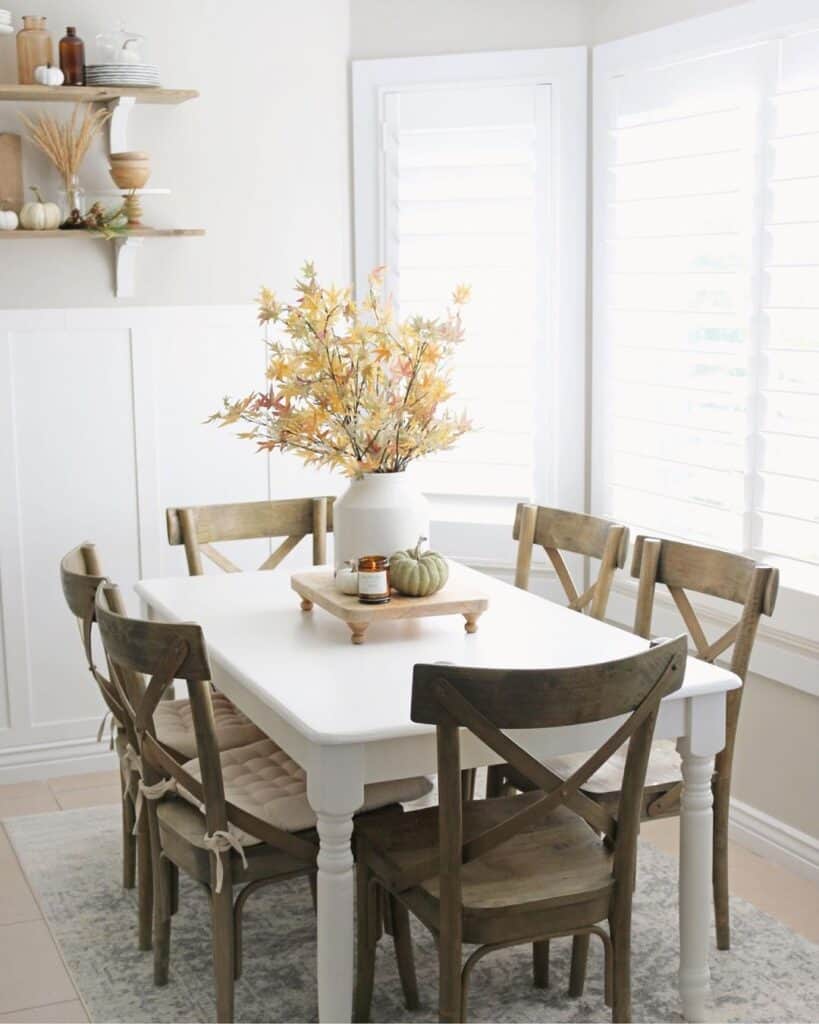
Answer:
[5, 805, 818, 1023]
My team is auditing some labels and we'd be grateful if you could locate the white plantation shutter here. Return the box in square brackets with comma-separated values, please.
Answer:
[761, 29, 819, 584]
[380, 83, 549, 499]
[594, 18, 819, 591]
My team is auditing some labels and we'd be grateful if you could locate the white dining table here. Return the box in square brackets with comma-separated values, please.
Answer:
[135, 562, 739, 1024]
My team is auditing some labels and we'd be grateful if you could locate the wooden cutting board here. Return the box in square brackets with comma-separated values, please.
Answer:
[0, 133, 23, 213]
[291, 567, 489, 644]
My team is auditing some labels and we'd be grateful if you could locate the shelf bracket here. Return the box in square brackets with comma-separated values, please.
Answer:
[107, 96, 136, 154]
[115, 236, 144, 298]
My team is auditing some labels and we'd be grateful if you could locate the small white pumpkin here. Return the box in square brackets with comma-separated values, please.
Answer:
[0, 209, 18, 231]
[34, 64, 64, 86]
[19, 186, 60, 230]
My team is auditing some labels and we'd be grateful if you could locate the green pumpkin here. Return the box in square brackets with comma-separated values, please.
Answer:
[390, 536, 449, 597]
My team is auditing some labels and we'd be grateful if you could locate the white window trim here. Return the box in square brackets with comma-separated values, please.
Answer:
[591, 0, 819, 692]
[352, 48, 588, 557]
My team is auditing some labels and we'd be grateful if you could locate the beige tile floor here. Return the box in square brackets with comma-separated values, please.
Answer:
[0, 772, 816, 1023]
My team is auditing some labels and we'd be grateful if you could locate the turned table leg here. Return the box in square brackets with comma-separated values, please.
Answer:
[347, 622, 368, 645]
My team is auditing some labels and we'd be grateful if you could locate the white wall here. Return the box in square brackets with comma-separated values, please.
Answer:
[0, 0, 350, 307]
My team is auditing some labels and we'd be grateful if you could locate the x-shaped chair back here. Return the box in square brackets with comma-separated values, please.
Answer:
[631, 536, 778, 682]
[513, 503, 629, 620]
[407, 636, 686, 895]
[166, 496, 334, 576]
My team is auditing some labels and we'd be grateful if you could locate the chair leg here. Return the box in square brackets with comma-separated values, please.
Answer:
[460, 768, 476, 802]
[485, 764, 505, 799]
[121, 776, 136, 890]
[210, 878, 235, 1024]
[354, 866, 378, 1023]
[308, 872, 318, 915]
[609, 914, 632, 1024]
[439, 915, 462, 1022]
[569, 933, 590, 997]
[153, 853, 173, 986]
[713, 775, 731, 950]
[533, 939, 550, 988]
[136, 815, 153, 951]
[388, 894, 419, 1010]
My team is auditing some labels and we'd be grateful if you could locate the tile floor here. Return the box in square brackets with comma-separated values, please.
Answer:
[0, 771, 816, 1023]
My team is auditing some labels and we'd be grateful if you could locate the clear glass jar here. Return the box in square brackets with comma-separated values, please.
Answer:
[357, 555, 391, 604]
[58, 175, 85, 226]
[17, 16, 54, 85]
[95, 22, 145, 65]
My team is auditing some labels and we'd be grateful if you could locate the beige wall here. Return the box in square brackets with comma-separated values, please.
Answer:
[350, 0, 594, 58]
[592, 0, 750, 42]
[733, 673, 819, 839]
[0, 0, 350, 308]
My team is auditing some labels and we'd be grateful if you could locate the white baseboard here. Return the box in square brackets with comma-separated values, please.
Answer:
[730, 797, 819, 885]
[0, 737, 118, 784]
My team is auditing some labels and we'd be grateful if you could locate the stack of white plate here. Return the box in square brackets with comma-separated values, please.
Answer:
[0, 10, 13, 36]
[85, 63, 161, 87]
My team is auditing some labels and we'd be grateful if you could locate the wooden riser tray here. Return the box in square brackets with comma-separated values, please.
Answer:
[291, 568, 488, 644]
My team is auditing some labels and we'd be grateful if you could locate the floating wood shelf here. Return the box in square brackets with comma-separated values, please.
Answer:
[0, 84, 198, 104]
[0, 82, 202, 296]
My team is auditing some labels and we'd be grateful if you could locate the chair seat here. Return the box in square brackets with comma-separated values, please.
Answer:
[543, 739, 681, 798]
[155, 796, 315, 886]
[153, 693, 265, 759]
[180, 737, 433, 840]
[356, 794, 614, 946]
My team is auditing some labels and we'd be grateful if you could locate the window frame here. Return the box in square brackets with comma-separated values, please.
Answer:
[591, 0, 819, 684]
[352, 48, 587, 565]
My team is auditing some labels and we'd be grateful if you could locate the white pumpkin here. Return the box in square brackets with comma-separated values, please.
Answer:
[20, 187, 60, 230]
[0, 209, 18, 231]
[34, 64, 64, 86]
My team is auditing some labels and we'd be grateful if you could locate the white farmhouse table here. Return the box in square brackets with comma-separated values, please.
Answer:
[135, 563, 739, 1024]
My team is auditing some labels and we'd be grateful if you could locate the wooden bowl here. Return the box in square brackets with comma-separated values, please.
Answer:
[109, 160, 151, 190]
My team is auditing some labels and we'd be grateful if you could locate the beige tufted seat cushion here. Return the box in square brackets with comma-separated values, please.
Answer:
[154, 693, 265, 759]
[180, 738, 433, 842]
[542, 739, 681, 796]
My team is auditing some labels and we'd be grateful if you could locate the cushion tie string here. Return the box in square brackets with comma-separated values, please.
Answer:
[133, 777, 178, 833]
[121, 744, 142, 775]
[202, 830, 248, 893]
[95, 711, 115, 750]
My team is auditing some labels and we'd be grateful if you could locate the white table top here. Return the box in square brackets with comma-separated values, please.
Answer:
[135, 563, 740, 747]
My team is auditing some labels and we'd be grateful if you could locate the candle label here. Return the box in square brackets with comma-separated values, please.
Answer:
[358, 570, 388, 596]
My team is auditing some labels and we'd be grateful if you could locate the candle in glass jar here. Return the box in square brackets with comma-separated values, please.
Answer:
[357, 555, 390, 604]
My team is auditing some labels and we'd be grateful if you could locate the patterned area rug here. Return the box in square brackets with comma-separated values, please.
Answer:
[5, 805, 818, 1023]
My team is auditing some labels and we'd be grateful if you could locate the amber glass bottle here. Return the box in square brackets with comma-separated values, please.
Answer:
[59, 26, 85, 85]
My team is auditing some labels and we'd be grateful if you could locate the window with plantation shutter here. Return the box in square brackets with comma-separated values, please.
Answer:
[380, 83, 547, 500]
[354, 50, 586, 563]
[594, 11, 819, 597]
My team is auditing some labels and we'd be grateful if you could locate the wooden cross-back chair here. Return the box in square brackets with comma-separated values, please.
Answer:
[166, 496, 333, 576]
[59, 544, 150, 939]
[513, 503, 629, 616]
[530, 535, 779, 998]
[484, 504, 629, 802]
[94, 583, 427, 1023]
[353, 637, 687, 1024]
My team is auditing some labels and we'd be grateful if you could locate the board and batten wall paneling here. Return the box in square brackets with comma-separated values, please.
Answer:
[0, 305, 343, 781]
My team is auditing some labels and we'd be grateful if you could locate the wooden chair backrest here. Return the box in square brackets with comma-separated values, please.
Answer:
[631, 536, 779, 682]
[94, 584, 316, 865]
[513, 503, 629, 620]
[59, 543, 129, 728]
[166, 496, 334, 576]
[409, 636, 686, 897]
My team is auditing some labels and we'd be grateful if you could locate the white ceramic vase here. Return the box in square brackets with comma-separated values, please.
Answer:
[332, 470, 430, 568]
